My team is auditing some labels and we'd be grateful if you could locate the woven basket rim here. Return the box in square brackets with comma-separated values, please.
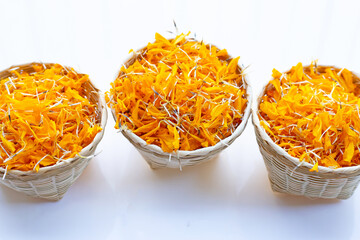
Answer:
[252, 63, 360, 174]
[110, 40, 253, 157]
[0, 62, 108, 176]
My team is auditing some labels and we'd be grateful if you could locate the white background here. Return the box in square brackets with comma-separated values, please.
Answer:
[0, 0, 360, 239]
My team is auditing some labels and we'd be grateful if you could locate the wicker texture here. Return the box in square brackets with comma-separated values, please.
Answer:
[112, 45, 252, 169]
[0, 63, 108, 200]
[252, 65, 360, 199]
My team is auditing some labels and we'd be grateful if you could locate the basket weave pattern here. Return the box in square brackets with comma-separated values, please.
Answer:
[252, 66, 360, 199]
[0, 63, 107, 200]
[113, 46, 253, 169]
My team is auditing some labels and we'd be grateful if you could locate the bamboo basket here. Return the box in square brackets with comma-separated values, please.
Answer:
[0, 63, 107, 200]
[252, 65, 360, 199]
[111, 45, 252, 169]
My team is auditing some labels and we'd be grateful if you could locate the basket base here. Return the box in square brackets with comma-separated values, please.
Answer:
[139, 151, 220, 170]
[0, 182, 66, 201]
[0, 158, 91, 201]
[264, 166, 359, 200]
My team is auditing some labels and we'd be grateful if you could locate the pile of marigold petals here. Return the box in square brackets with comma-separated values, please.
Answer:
[0, 64, 102, 172]
[106, 32, 248, 153]
[259, 62, 360, 171]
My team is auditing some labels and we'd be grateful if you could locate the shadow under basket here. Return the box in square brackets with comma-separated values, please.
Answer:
[112, 45, 253, 169]
[252, 65, 360, 200]
[0, 63, 108, 201]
